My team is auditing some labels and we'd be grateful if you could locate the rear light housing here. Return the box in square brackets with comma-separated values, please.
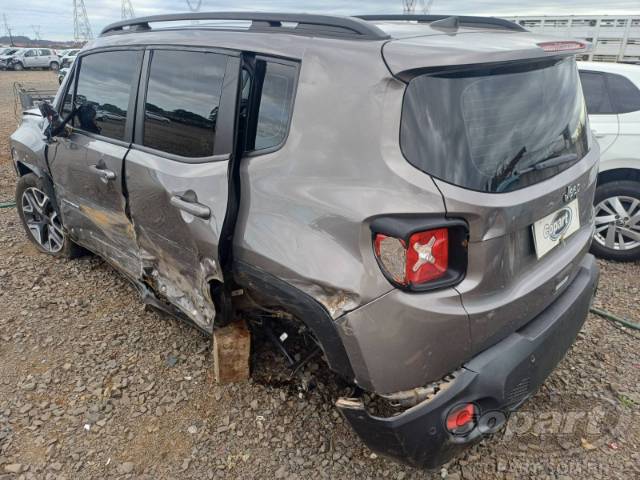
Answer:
[371, 216, 468, 292]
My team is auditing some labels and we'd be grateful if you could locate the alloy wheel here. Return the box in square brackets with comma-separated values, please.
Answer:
[594, 195, 640, 251]
[20, 187, 65, 253]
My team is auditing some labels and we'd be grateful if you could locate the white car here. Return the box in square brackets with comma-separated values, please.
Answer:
[60, 49, 80, 69]
[3, 48, 60, 71]
[578, 61, 640, 261]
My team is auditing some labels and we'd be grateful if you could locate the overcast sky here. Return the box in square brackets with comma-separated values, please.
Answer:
[3, 1, 640, 41]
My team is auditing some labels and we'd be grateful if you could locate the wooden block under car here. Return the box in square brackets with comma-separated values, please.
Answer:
[213, 319, 251, 383]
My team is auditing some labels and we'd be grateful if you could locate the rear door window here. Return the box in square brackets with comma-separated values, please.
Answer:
[579, 71, 614, 114]
[605, 72, 640, 114]
[142, 50, 227, 158]
[401, 57, 589, 193]
[74, 50, 142, 141]
[253, 61, 297, 151]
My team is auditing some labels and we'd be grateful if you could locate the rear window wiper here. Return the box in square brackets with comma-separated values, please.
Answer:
[495, 153, 578, 192]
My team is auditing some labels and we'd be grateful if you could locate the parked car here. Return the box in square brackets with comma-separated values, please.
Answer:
[2, 48, 60, 71]
[10, 13, 600, 468]
[57, 67, 69, 85]
[0, 48, 23, 69]
[578, 61, 640, 261]
[60, 49, 80, 68]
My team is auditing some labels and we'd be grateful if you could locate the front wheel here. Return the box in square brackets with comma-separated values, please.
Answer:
[16, 174, 84, 258]
[12, 62, 24, 71]
[49, 61, 59, 71]
[591, 180, 640, 262]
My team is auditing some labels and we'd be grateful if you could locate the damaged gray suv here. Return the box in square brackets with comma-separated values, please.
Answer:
[11, 12, 600, 468]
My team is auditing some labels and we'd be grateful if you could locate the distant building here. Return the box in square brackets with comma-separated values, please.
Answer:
[504, 15, 640, 64]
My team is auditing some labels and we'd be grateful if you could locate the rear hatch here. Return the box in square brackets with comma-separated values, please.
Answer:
[385, 28, 599, 354]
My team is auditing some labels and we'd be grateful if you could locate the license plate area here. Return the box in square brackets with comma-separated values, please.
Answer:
[532, 199, 580, 259]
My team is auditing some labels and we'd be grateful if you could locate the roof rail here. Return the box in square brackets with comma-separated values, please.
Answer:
[100, 12, 391, 40]
[356, 15, 526, 32]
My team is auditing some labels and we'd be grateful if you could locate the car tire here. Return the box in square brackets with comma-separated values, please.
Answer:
[590, 180, 640, 262]
[13, 62, 24, 71]
[49, 61, 59, 71]
[16, 173, 84, 259]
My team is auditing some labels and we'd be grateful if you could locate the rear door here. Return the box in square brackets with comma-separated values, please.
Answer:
[21, 49, 37, 68]
[125, 47, 239, 333]
[49, 48, 144, 277]
[579, 70, 619, 153]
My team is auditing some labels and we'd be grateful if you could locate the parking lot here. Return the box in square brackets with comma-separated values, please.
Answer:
[0, 70, 639, 479]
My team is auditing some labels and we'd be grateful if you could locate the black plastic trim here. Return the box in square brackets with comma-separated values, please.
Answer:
[101, 12, 391, 40]
[370, 214, 468, 293]
[233, 260, 355, 381]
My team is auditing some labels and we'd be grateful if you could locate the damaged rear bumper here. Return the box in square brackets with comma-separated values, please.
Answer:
[337, 254, 599, 469]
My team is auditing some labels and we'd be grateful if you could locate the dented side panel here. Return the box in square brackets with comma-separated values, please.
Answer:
[124, 149, 229, 332]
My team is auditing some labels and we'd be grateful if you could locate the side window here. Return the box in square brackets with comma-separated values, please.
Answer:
[605, 72, 640, 114]
[24, 50, 35, 57]
[61, 70, 76, 120]
[74, 50, 141, 141]
[253, 61, 296, 151]
[143, 50, 227, 158]
[39, 49, 51, 56]
[579, 71, 614, 114]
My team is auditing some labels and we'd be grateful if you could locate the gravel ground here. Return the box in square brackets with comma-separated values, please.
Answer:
[1, 71, 639, 479]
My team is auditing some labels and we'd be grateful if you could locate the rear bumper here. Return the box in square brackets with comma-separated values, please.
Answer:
[337, 253, 599, 468]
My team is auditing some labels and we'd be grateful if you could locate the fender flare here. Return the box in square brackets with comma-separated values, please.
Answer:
[234, 260, 355, 382]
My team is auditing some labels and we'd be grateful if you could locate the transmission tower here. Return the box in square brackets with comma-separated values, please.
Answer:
[403, 0, 435, 14]
[186, 0, 203, 24]
[3, 14, 14, 46]
[32, 25, 42, 41]
[73, 0, 94, 42]
[121, 0, 135, 20]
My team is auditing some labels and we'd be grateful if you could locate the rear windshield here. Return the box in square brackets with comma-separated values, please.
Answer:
[400, 57, 589, 193]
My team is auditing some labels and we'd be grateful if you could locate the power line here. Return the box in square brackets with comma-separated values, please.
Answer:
[73, 0, 93, 42]
[122, 0, 135, 20]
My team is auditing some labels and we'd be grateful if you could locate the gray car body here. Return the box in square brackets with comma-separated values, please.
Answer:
[11, 17, 598, 397]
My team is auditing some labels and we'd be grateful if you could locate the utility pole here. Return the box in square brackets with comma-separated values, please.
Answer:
[73, 0, 94, 42]
[121, 0, 135, 20]
[3, 14, 14, 46]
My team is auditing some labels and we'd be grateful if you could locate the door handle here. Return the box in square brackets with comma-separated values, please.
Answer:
[170, 195, 211, 219]
[90, 165, 116, 182]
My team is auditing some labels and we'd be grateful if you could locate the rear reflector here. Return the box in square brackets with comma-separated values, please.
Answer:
[537, 41, 586, 52]
[446, 403, 477, 435]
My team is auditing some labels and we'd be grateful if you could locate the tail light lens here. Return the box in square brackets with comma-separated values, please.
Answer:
[446, 403, 478, 436]
[372, 218, 467, 292]
[537, 41, 586, 52]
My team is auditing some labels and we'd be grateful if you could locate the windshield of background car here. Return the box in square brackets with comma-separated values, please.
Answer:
[400, 57, 589, 193]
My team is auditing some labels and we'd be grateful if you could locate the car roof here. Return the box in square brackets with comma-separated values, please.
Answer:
[578, 61, 640, 78]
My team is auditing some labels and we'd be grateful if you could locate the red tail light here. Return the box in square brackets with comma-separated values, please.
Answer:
[371, 217, 467, 292]
[375, 228, 449, 287]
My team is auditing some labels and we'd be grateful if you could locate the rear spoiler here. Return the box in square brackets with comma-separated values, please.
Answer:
[382, 33, 592, 82]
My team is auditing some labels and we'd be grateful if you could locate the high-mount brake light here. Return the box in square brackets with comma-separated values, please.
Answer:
[374, 228, 449, 287]
[537, 41, 586, 52]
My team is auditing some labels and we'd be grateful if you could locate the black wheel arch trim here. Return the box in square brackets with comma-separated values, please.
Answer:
[233, 260, 355, 382]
